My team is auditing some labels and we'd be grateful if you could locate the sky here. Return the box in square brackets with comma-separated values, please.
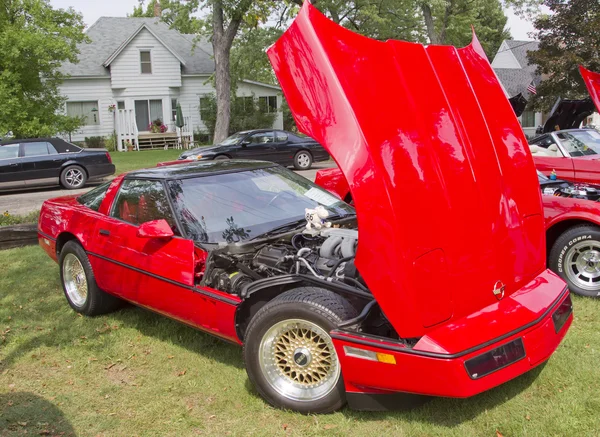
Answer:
[49, 0, 538, 41]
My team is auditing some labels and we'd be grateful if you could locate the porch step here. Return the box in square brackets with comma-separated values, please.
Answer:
[138, 133, 180, 150]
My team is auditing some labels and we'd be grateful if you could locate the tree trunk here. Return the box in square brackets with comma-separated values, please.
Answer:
[213, 39, 232, 144]
[420, 3, 440, 44]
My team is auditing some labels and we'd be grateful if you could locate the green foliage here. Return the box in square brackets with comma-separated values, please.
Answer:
[0, 0, 87, 138]
[57, 115, 85, 142]
[199, 93, 277, 138]
[130, 0, 202, 34]
[528, 0, 600, 111]
[0, 210, 39, 226]
[84, 136, 105, 149]
[106, 131, 118, 152]
[280, 99, 297, 132]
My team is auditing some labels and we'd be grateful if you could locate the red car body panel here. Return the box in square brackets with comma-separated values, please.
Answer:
[268, 2, 547, 339]
[37, 2, 572, 404]
[316, 166, 600, 239]
[581, 66, 600, 112]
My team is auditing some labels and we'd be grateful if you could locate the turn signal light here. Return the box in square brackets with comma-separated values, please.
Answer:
[343, 346, 396, 364]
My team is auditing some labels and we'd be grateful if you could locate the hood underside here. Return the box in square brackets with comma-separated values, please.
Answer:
[581, 66, 600, 115]
[268, 2, 545, 338]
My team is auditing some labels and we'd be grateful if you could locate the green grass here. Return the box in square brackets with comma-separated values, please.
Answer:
[1, 246, 599, 436]
[110, 150, 183, 175]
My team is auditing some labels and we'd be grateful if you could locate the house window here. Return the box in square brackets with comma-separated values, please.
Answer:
[259, 96, 278, 113]
[235, 96, 254, 114]
[117, 101, 125, 110]
[140, 50, 152, 74]
[66, 101, 100, 125]
[171, 99, 178, 121]
[521, 110, 536, 128]
[134, 99, 163, 131]
[199, 96, 212, 120]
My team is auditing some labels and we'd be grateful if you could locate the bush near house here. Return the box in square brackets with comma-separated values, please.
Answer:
[199, 93, 277, 141]
[84, 136, 106, 148]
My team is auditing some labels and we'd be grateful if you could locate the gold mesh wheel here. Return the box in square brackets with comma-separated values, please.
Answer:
[259, 319, 340, 402]
[62, 253, 88, 307]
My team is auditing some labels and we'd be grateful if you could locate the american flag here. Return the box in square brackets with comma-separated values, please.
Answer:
[527, 81, 537, 95]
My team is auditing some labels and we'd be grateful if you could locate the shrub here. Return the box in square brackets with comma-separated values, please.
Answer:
[84, 136, 105, 148]
[1, 210, 40, 227]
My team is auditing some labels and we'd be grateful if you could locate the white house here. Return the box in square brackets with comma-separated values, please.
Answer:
[59, 17, 283, 150]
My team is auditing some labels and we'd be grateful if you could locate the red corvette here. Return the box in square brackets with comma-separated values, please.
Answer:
[529, 67, 600, 183]
[38, 3, 572, 413]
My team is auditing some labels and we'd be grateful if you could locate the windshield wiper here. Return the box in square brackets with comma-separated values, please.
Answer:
[249, 219, 308, 241]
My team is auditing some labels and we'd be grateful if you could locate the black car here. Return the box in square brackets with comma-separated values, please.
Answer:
[178, 129, 330, 170]
[0, 138, 115, 190]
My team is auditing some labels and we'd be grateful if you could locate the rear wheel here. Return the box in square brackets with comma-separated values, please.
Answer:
[549, 224, 600, 297]
[293, 150, 313, 170]
[60, 165, 87, 189]
[59, 241, 122, 315]
[244, 287, 356, 414]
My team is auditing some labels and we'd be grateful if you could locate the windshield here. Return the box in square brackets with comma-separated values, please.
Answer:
[557, 130, 600, 156]
[167, 166, 355, 243]
[220, 133, 246, 146]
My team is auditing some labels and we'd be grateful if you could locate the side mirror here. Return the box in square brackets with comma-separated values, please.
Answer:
[137, 219, 174, 239]
[241, 139, 251, 147]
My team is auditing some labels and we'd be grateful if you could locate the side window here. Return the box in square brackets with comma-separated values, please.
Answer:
[23, 142, 51, 157]
[249, 132, 274, 144]
[532, 135, 556, 149]
[47, 143, 58, 155]
[275, 131, 288, 142]
[77, 181, 111, 212]
[0, 144, 19, 159]
[111, 179, 177, 230]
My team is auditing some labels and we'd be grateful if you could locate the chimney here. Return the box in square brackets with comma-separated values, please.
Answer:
[154, 1, 161, 17]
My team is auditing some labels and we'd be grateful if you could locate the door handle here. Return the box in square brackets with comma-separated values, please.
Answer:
[9, 163, 18, 167]
[99, 229, 110, 236]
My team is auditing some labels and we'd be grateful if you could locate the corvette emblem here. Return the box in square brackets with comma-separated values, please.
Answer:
[493, 281, 506, 300]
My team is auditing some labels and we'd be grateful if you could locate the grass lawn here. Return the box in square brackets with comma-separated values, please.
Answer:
[1, 246, 599, 436]
[110, 149, 183, 175]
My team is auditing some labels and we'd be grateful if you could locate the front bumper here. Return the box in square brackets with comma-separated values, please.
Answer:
[332, 271, 572, 409]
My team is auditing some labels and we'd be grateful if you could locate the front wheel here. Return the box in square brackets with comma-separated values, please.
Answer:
[243, 287, 356, 414]
[549, 224, 600, 297]
[293, 150, 313, 170]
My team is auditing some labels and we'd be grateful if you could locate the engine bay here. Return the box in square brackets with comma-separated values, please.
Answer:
[201, 225, 365, 296]
[541, 181, 600, 201]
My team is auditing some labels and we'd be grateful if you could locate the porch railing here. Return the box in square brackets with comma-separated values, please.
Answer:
[115, 109, 139, 151]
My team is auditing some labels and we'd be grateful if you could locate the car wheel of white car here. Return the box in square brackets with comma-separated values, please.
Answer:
[60, 165, 87, 189]
[59, 240, 122, 315]
[243, 287, 356, 414]
[293, 151, 313, 170]
[549, 224, 600, 297]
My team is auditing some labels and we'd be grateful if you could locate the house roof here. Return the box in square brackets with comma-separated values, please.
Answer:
[60, 17, 215, 77]
[493, 40, 541, 98]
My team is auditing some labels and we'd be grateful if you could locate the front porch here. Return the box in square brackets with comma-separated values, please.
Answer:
[114, 108, 195, 151]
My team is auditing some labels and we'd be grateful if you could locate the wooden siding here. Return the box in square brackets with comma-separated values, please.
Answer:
[110, 28, 182, 91]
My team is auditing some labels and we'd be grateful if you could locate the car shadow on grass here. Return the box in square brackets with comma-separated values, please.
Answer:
[0, 392, 76, 436]
[341, 363, 546, 426]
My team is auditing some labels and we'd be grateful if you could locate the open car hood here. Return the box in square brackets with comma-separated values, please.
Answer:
[581, 66, 600, 114]
[268, 2, 545, 338]
[541, 66, 600, 133]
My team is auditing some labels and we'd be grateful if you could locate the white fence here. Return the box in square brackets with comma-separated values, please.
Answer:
[115, 109, 139, 151]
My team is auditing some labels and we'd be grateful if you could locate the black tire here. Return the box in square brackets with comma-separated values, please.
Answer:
[60, 165, 87, 189]
[293, 150, 313, 170]
[58, 240, 123, 315]
[549, 224, 600, 297]
[214, 155, 230, 160]
[243, 287, 357, 414]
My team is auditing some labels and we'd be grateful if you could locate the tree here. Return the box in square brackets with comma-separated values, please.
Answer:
[0, 0, 87, 138]
[131, 0, 201, 33]
[528, 0, 600, 111]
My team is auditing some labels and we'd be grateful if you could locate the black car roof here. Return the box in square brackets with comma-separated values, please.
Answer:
[0, 137, 81, 153]
[125, 159, 277, 180]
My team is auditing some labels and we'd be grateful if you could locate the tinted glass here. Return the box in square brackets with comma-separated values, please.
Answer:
[275, 131, 288, 142]
[167, 166, 355, 244]
[220, 132, 245, 145]
[557, 130, 600, 156]
[23, 142, 50, 157]
[111, 179, 177, 231]
[530, 135, 555, 148]
[0, 144, 19, 159]
[249, 132, 274, 144]
[77, 181, 111, 212]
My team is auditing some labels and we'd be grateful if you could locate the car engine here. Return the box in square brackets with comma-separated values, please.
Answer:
[541, 182, 600, 201]
[202, 227, 365, 296]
